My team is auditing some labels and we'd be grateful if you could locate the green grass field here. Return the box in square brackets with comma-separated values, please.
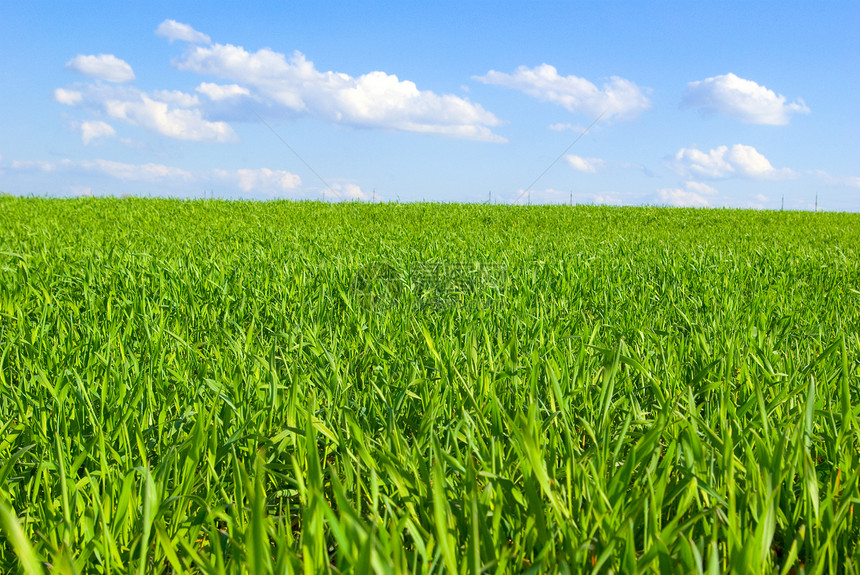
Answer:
[1, 197, 859, 573]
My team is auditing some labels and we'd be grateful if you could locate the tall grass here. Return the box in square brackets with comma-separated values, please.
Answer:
[0, 197, 858, 573]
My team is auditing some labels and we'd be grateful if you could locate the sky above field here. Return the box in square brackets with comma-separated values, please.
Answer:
[1, 1, 858, 210]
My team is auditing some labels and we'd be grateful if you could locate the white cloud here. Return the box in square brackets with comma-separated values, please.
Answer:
[155, 19, 211, 44]
[682, 73, 809, 125]
[66, 54, 135, 83]
[103, 92, 236, 142]
[673, 144, 794, 180]
[53, 81, 236, 143]
[213, 168, 301, 194]
[54, 88, 83, 105]
[474, 64, 651, 120]
[151, 90, 200, 108]
[334, 183, 367, 200]
[565, 155, 604, 173]
[657, 180, 718, 208]
[176, 43, 504, 141]
[846, 177, 860, 189]
[196, 82, 251, 101]
[55, 22, 503, 144]
[79, 120, 116, 145]
[658, 187, 710, 208]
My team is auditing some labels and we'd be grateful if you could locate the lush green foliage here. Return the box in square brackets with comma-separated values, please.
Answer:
[1, 197, 859, 573]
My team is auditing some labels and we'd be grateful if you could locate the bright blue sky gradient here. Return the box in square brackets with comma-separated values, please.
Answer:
[2, 1, 858, 210]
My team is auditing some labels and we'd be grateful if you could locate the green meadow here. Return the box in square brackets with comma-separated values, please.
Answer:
[1, 196, 859, 573]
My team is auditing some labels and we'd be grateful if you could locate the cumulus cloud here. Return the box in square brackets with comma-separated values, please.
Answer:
[104, 94, 235, 142]
[673, 144, 795, 180]
[174, 41, 504, 141]
[565, 155, 604, 173]
[212, 168, 301, 194]
[155, 19, 211, 44]
[682, 73, 809, 125]
[474, 64, 651, 120]
[79, 120, 116, 144]
[196, 82, 250, 101]
[66, 54, 135, 83]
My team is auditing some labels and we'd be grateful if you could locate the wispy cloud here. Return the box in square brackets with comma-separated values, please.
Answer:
[505, 188, 623, 205]
[10, 156, 310, 197]
[79, 120, 116, 145]
[475, 64, 651, 120]
[548, 123, 587, 133]
[672, 144, 795, 180]
[212, 168, 301, 194]
[66, 54, 135, 83]
[682, 73, 809, 125]
[812, 169, 860, 189]
[11, 158, 193, 181]
[657, 180, 718, 208]
[155, 19, 211, 44]
[565, 155, 605, 173]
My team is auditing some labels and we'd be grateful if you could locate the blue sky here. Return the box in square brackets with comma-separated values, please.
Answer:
[1, 1, 858, 210]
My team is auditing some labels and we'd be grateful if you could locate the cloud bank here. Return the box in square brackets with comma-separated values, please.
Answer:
[682, 73, 809, 125]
